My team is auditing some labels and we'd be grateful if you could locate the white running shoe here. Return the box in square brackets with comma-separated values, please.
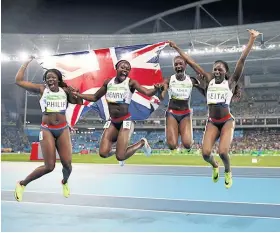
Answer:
[141, 138, 152, 156]
[119, 160, 125, 166]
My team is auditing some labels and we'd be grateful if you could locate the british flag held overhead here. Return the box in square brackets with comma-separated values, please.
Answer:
[37, 41, 168, 127]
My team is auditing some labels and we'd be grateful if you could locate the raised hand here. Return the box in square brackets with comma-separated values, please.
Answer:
[168, 40, 177, 49]
[247, 29, 261, 38]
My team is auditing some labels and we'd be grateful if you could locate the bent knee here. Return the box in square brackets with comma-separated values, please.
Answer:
[202, 148, 212, 157]
[219, 148, 230, 156]
[182, 141, 192, 150]
[45, 163, 55, 173]
[99, 152, 109, 158]
[202, 154, 213, 162]
[167, 140, 177, 150]
[168, 144, 177, 150]
[116, 154, 125, 161]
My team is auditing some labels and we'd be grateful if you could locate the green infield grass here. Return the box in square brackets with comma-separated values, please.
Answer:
[1, 153, 280, 167]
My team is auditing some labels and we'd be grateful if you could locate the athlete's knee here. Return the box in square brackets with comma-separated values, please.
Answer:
[182, 141, 192, 150]
[202, 154, 213, 162]
[116, 154, 125, 161]
[202, 148, 211, 157]
[202, 148, 212, 162]
[219, 147, 229, 156]
[167, 142, 177, 150]
[45, 163, 55, 173]
[99, 152, 109, 158]
[99, 148, 110, 158]
[115, 150, 126, 161]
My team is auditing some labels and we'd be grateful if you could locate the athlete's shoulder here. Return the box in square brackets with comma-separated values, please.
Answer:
[128, 77, 137, 84]
[190, 76, 200, 85]
[60, 86, 67, 92]
[170, 74, 176, 79]
[208, 78, 215, 85]
[169, 74, 176, 83]
[104, 78, 114, 86]
[41, 85, 49, 92]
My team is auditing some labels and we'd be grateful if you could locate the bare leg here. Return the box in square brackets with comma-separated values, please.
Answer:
[20, 129, 56, 186]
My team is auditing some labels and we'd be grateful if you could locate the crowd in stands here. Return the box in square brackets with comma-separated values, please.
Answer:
[2, 122, 280, 154]
[68, 128, 280, 154]
[149, 87, 280, 118]
[1, 125, 30, 152]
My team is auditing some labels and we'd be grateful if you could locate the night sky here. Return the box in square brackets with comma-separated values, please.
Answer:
[2, 0, 280, 34]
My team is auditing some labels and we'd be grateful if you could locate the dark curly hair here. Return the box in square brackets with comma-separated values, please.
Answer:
[43, 69, 68, 88]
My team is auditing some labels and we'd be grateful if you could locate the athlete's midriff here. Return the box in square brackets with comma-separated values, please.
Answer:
[168, 99, 190, 111]
[208, 104, 230, 119]
[108, 103, 129, 119]
[42, 113, 67, 126]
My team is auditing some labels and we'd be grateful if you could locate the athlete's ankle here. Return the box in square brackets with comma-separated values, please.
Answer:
[212, 161, 219, 168]
[19, 181, 26, 186]
[61, 179, 68, 185]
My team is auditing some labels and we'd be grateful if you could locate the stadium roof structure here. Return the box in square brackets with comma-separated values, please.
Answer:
[2, 20, 280, 84]
[2, 21, 280, 55]
[114, 0, 237, 34]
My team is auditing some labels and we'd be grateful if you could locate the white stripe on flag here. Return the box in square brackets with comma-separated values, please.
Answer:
[110, 47, 119, 68]
[100, 96, 110, 120]
[66, 103, 84, 127]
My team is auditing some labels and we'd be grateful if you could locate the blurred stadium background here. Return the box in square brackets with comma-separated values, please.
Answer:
[1, 0, 280, 157]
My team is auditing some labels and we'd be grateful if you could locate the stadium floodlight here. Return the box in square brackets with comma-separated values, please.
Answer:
[18, 51, 29, 61]
[215, 47, 223, 53]
[268, 44, 276, 49]
[1, 53, 10, 62]
[160, 51, 169, 57]
[40, 50, 51, 58]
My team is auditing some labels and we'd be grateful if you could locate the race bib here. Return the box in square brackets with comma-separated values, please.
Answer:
[39, 131, 43, 141]
[123, 120, 132, 129]
[103, 121, 111, 129]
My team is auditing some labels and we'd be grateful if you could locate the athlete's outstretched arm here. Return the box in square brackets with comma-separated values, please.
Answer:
[231, 29, 260, 82]
[72, 79, 110, 103]
[15, 56, 43, 93]
[130, 80, 162, 97]
[159, 78, 170, 100]
[168, 41, 211, 81]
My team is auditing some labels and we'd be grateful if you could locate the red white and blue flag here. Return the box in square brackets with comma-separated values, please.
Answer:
[37, 42, 167, 127]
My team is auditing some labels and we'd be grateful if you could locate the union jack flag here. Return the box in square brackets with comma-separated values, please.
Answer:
[37, 41, 168, 127]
